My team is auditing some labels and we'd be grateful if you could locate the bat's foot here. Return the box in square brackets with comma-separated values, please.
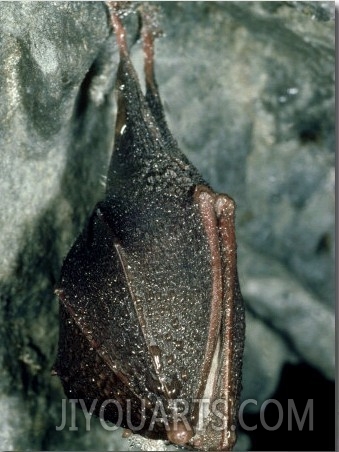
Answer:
[106, 2, 163, 91]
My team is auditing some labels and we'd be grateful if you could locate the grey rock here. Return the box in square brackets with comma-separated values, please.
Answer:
[240, 246, 335, 381]
[0, 1, 334, 450]
[241, 309, 298, 408]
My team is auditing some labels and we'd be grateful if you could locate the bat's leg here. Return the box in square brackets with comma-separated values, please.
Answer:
[106, 2, 129, 57]
[138, 4, 162, 90]
[105, 3, 137, 142]
[142, 16, 155, 90]
[138, 5, 175, 144]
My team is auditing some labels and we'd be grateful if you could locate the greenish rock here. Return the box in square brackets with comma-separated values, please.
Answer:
[0, 2, 334, 450]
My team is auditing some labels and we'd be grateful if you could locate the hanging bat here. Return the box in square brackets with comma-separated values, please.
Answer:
[54, 3, 245, 450]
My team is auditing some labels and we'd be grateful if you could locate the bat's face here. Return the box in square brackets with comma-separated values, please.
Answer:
[54, 5, 245, 451]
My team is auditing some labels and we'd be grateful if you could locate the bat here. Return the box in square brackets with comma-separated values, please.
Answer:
[54, 3, 245, 450]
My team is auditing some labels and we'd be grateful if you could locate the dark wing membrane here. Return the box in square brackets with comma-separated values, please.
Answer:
[55, 194, 215, 433]
[55, 208, 163, 411]
[99, 189, 214, 417]
[55, 303, 156, 432]
[57, 27, 217, 434]
[107, 49, 205, 201]
[102, 47, 216, 424]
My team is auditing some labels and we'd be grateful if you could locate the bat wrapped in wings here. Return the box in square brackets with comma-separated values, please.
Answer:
[54, 4, 245, 450]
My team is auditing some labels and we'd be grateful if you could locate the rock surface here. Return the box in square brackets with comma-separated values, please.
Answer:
[0, 2, 334, 450]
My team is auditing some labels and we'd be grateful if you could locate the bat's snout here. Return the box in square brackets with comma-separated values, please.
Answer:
[167, 421, 194, 446]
